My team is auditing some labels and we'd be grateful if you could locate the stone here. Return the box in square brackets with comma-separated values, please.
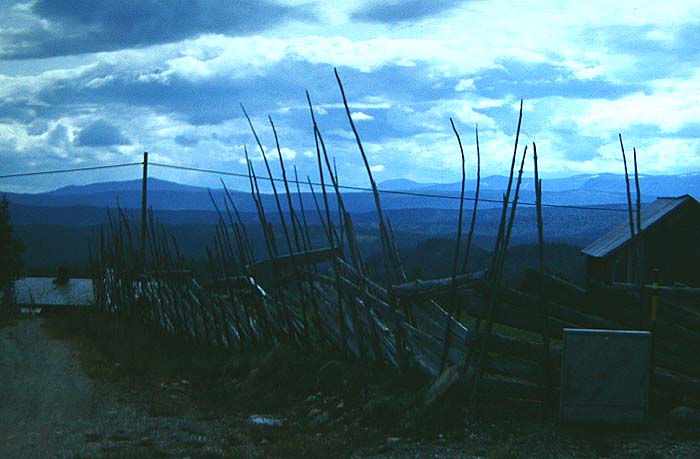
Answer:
[312, 411, 330, 426]
[248, 415, 285, 427]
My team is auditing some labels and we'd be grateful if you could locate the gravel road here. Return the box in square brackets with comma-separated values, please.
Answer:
[0, 318, 232, 459]
[0, 318, 98, 458]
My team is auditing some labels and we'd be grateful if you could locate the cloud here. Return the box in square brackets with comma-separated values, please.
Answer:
[351, 0, 467, 23]
[572, 79, 700, 136]
[474, 59, 639, 101]
[1, 0, 315, 59]
[581, 23, 700, 81]
[2, 0, 700, 192]
[455, 78, 475, 91]
[351, 111, 374, 121]
[174, 134, 201, 147]
[76, 120, 130, 146]
[47, 124, 70, 147]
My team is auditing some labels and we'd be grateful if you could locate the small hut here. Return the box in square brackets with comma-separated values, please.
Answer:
[582, 195, 700, 286]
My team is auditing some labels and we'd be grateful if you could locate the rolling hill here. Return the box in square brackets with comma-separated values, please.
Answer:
[4, 171, 698, 276]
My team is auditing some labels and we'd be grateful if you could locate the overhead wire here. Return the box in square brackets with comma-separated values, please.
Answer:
[0, 159, 630, 213]
[148, 162, 630, 213]
[0, 162, 142, 179]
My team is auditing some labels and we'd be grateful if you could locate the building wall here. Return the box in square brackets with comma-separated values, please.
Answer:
[586, 201, 700, 286]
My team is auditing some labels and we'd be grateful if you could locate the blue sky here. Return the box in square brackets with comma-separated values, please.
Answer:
[0, 0, 699, 192]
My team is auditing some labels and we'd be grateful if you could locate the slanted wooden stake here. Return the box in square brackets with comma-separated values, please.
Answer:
[465, 103, 522, 376]
[619, 134, 637, 283]
[471, 145, 528, 404]
[533, 141, 552, 413]
[634, 148, 642, 250]
[439, 118, 467, 374]
[334, 67, 405, 284]
[461, 125, 481, 275]
[633, 147, 645, 328]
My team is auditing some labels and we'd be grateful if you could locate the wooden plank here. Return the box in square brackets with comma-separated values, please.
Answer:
[247, 246, 339, 273]
[500, 287, 623, 330]
[411, 300, 470, 351]
[461, 298, 569, 339]
[482, 331, 561, 366]
[609, 282, 700, 299]
[391, 271, 486, 299]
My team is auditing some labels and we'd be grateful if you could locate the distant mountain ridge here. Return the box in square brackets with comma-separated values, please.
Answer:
[49, 178, 207, 195]
[9, 171, 698, 275]
[398, 172, 700, 196]
[3, 172, 699, 214]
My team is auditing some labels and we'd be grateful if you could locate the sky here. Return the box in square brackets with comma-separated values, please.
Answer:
[0, 0, 699, 192]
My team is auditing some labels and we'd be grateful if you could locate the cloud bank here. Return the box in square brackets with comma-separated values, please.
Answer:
[0, 0, 699, 192]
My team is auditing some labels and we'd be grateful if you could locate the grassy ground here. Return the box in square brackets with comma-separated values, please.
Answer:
[0, 310, 19, 328]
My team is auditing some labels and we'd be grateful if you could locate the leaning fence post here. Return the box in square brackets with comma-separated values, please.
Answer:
[533, 142, 552, 415]
[650, 268, 659, 406]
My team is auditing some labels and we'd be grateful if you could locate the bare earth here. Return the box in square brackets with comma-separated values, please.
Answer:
[0, 318, 231, 459]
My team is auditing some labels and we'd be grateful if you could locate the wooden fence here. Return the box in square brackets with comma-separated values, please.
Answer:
[92, 71, 700, 411]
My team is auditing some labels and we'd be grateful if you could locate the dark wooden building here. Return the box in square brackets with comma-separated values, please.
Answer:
[582, 195, 700, 286]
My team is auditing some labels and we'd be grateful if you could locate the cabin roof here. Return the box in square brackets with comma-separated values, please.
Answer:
[12, 277, 94, 307]
[581, 195, 700, 258]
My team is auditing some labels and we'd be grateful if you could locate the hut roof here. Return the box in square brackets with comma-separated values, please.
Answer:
[582, 195, 700, 258]
[13, 277, 94, 307]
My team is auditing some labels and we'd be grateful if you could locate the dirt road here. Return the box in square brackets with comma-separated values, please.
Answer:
[0, 318, 97, 458]
[0, 318, 231, 459]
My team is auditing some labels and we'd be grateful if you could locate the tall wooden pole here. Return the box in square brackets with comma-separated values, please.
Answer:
[619, 134, 637, 283]
[534, 142, 551, 415]
[141, 151, 148, 270]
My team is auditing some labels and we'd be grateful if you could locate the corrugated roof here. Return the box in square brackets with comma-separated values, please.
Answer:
[582, 195, 699, 258]
[13, 278, 94, 307]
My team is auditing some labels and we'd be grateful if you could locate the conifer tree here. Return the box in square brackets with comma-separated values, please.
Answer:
[0, 195, 24, 290]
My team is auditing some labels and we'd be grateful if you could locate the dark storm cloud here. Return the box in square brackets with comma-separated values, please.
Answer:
[351, 0, 466, 23]
[35, 60, 340, 125]
[76, 120, 130, 146]
[174, 134, 201, 147]
[0, 98, 47, 123]
[2, 0, 315, 59]
[27, 121, 50, 136]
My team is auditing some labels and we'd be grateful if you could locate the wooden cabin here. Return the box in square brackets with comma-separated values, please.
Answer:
[582, 195, 700, 287]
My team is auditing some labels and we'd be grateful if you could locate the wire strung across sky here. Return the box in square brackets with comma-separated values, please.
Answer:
[149, 162, 629, 213]
[0, 162, 143, 179]
[0, 160, 630, 213]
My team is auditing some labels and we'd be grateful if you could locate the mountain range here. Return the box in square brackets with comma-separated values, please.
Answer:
[4, 172, 700, 218]
[4, 171, 698, 275]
